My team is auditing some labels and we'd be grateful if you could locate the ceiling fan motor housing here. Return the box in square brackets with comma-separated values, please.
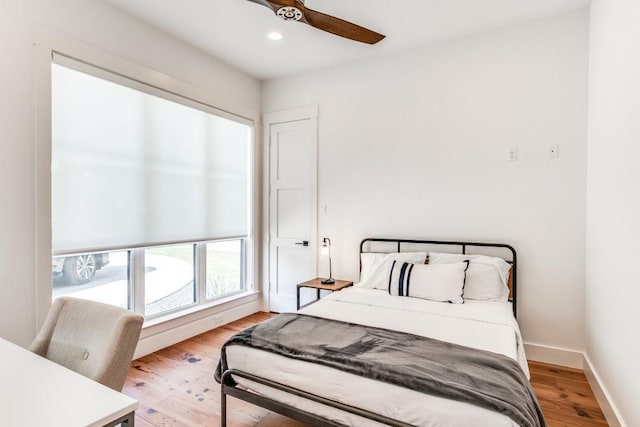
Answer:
[277, 6, 303, 21]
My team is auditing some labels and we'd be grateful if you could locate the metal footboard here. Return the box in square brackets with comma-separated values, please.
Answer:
[220, 369, 415, 427]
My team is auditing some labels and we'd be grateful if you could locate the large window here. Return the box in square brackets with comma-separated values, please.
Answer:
[51, 56, 253, 318]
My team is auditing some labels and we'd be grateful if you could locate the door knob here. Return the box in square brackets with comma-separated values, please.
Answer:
[295, 241, 309, 247]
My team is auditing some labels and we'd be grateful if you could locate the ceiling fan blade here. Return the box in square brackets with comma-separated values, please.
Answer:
[301, 7, 385, 45]
[246, 0, 295, 13]
[247, 0, 281, 12]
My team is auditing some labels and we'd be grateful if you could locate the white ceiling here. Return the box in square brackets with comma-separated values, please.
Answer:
[105, 0, 590, 80]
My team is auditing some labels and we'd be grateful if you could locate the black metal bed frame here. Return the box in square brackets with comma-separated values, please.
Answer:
[220, 238, 518, 427]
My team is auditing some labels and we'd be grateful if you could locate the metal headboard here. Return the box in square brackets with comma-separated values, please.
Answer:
[360, 238, 518, 318]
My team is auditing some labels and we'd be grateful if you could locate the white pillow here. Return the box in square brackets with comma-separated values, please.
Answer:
[388, 261, 468, 304]
[357, 252, 427, 290]
[428, 252, 512, 302]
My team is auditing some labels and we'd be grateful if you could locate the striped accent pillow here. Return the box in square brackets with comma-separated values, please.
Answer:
[388, 260, 469, 304]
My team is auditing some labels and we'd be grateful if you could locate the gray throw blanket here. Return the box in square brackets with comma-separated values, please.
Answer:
[215, 313, 545, 427]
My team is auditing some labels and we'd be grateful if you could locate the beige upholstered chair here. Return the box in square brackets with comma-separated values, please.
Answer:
[30, 297, 144, 391]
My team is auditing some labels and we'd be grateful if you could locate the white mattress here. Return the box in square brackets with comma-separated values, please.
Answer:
[226, 287, 529, 427]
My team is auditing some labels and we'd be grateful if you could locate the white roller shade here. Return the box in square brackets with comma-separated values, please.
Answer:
[51, 60, 251, 253]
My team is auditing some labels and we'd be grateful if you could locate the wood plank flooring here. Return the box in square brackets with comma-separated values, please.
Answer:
[123, 313, 607, 427]
[528, 361, 608, 426]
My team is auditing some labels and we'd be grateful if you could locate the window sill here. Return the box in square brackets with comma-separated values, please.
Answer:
[141, 290, 261, 332]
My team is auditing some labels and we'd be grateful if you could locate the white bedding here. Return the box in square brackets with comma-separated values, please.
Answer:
[226, 287, 529, 427]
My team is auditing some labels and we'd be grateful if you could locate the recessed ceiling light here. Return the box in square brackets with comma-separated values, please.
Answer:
[268, 32, 283, 41]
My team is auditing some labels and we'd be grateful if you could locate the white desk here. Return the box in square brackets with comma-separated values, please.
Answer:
[0, 337, 137, 426]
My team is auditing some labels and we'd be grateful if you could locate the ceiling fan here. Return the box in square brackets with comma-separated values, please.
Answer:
[246, 0, 385, 45]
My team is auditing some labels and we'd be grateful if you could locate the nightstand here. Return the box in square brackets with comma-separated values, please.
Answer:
[296, 278, 354, 310]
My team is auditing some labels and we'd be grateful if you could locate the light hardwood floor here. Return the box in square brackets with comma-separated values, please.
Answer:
[124, 313, 607, 427]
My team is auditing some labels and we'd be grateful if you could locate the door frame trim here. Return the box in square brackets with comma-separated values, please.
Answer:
[262, 105, 319, 312]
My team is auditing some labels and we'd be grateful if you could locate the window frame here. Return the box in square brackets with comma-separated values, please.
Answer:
[52, 238, 248, 319]
[34, 33, 260, 330]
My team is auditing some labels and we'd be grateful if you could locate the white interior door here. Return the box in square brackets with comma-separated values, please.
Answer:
[266, 107, 318, 313]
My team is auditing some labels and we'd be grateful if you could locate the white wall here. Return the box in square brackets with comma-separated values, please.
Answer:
[264, 10, 589, 354]
[586, 1, 640, 425]
[0, 0, 261, 347]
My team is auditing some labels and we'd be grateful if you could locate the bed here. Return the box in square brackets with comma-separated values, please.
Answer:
[216, 238, 543, 427]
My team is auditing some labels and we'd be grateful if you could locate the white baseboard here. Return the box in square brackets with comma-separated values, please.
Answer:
[134, 295, 262, 359]
[583, 354, 627, 427]
[524, 342, 584, 369]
